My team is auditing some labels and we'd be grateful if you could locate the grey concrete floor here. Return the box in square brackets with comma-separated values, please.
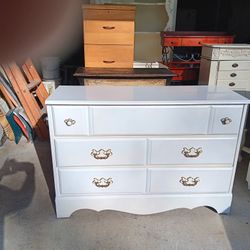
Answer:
[0, 139, 250, 250]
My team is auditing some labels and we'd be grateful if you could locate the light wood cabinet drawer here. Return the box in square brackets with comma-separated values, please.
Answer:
[59, 168, 146, 194]
[211, 105, 243, 134]
[84, 20, 134, 45]
[149, 168, 232, 193]
[83, 9, 136, 21]
[84, 45, 133, 68]
[217, 70, 250, 80]
[219, 61, 250, 71]
[55, 138, 146, 167]
[91, 106, 210, 135]
[149, 137, 237, 165]
[52, 106, 89, 136]
[216, 80, 249, 90]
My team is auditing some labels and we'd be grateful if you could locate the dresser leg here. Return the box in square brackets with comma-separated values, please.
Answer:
[221, 206, 231, 215]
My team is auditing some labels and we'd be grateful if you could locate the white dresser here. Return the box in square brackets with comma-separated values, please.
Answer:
[46, 86, 249, 218]
[199, 44, 250, 92]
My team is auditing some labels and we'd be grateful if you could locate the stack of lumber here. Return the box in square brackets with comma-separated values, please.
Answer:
[0, 59, 49, 144]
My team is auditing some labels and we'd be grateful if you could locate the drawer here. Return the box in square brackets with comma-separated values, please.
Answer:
[149, 137, 237, 165]
[161, 38, 182, 47]
[219, 61, 250, 71]
[211, 105, 243, 134]
[83, 9, 135, 21]
[217, 70, 250, 80]
[181, 38, 204, 46]
[84, 20, 134, 45]
[91, 106, 211, 135]
[217, 80, 249, 90]
[84, 44, 133, 68]
[58, 168, 146, 194]
[55, 138, 146, 167]
[149, 168, 232, 193]
[201, 37, 223, 44]
[219, 37, 234, 43]
[52, 106, 89, 136]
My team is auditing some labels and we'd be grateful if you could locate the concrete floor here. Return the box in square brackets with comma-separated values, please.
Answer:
[0, 139, 250, 250]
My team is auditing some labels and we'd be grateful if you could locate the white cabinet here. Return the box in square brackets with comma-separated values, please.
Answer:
[46, 85, 249, 218]
[199, 44, 250, 92]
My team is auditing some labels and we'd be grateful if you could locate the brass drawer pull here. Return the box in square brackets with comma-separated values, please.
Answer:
[229, 82, 235, 87]
[102, 26, 115, 30]
[220, 117, 232, 125]
[64, 118, 76, 126]
[91, 149, 112, 160]
[230, 73, 237, 77]
[180, 177, 200, 187]
[92, 177, 113, 188]
[103, 60, 115, 64]
[232, 63, 239, 68]
[181, 147, 202, 158]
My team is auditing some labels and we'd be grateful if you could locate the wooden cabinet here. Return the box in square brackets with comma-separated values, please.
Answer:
[161, 32, 234, 83]
[46, 85, 249, 218]
[82, 4, 136, 68]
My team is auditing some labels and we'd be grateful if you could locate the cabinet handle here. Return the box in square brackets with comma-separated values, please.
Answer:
[229, 82, 235, 87]
[232, 63, 239, 68]
[64, 118, 76, 126]
[230, 73, 237, 77]
[220, 117, 232, 125]
[181, 147, 202, 158]
[180, 177, 200, 187]
[103, 60, 115, 64]
[92, 177, 113, 188]
[102, 26, 115, 30]
[91, 149, 112, 160]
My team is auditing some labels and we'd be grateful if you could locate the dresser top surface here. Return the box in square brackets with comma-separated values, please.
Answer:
[46, 86, 250, 105]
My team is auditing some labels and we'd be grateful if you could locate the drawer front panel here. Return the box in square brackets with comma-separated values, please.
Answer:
[84, 45, 133, 68]
[162, 38, 182, 46]
[84, 20, 134, 45]
[149, 168, 232, 193]
[91, 106, 210, 135]
[181, 38, 203, 46]
[211, 105, 243, 134]
[52, 106, 89, 136]
[55, 138, 146, 167]
[217, 70, 250, 80]
[217, 80, 249, 90]
[83, 9, 135, 21]
[59, 168, 146, 194]
[149, 137, 237, 165]
[219, 61, 250, 71]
